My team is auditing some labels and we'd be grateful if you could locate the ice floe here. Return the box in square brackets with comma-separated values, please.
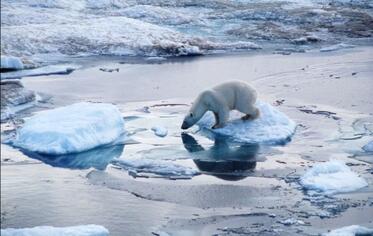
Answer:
[1, 64, 78, 80]
[324, 225, 373, 236]
[362, 141, 373, 152]
[300, 160, 368, 195]
[1, 56, 24, 71]
[112, 158, 199, 179]
[320, 43, 355, 52]
[151, 126, 168, 137]
[12, 102, 125, 155]
[1, 224, 109, 236]
[197, 101, 296, 144]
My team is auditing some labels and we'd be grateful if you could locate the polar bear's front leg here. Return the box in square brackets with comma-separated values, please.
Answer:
[212, 106, 229, 129]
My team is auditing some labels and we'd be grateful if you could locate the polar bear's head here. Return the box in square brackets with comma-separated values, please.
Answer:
[181, 92, 211, 129]
[181, 111, 199, 129]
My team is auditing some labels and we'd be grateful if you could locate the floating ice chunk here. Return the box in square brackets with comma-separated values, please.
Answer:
[279, 218, 305, 226]
[12, 102, 125, 155]
[1, 224, 109, 236]
[300, 160, 368, 195]
[1, 64, 78, 80]
[145, 56, 167, 63]
[362, 141, 373, 152]
[324, 225, 373, 236]
[151, 126, 168, 137]
[1, 56, 24, 70]
[197, 101, 296, 144]
[320, 43, 355, 52]
[112, 158, 199, 179]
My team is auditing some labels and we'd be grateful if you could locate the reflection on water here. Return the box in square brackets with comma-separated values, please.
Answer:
[20, 144, 125, 170]
[181, 133, 259, 181]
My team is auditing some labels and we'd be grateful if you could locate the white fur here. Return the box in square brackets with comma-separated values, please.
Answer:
[182, 81, 259, 129]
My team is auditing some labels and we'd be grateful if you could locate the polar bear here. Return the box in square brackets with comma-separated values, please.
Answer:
[181, 81, 259, 129]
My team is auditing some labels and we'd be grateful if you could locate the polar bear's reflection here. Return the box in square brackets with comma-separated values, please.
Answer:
[22, 144, 124, 170]
[181, 133, 258, 181]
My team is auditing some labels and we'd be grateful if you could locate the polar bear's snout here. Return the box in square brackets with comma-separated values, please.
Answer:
[181, 114, 195, 129]
[181, 120, 190, 129]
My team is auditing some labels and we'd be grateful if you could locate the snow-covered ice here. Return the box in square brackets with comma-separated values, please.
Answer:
[300, 160, 368, 195]
[112, 158, 199, 178]
[1, 224, 109, 236]
[12, 102, 125, 155]
[362, 141, 373, 152]
[151, 126, 168, 137]
[324, 225, 373, 236]
[1, 56, 24, 70]
[197, 101, 296, 144]
[2, 0, 371, 64]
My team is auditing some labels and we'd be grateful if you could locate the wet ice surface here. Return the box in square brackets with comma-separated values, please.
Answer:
[1, 50, 373, 235]
[1, 0, 373, 65]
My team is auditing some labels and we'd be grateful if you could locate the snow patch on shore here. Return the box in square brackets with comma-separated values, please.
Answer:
[1, 224, 109, 236]
[197, 101, 296, 144]
[12, 102, 125, 155]
[300, 160, 368, 195]
[324, 225, 373, 236]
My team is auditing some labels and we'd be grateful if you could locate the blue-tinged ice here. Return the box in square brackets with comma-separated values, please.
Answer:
[197, 101, 296, 144]
[1, 224, 109, 236]
[300, 160, 368, 195]
[362, 141, 373, 152]
[1, 56, 24, 70]
[324, 225, 373, 236]
[12, 102, 125, 155]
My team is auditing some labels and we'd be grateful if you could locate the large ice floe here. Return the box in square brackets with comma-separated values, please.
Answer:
[197, 101, 296, 144]
[324, 225, 373, 236]
[12, 102, 125, 155]
[1, 224, 109, 236]
[300, 160, 368, 195]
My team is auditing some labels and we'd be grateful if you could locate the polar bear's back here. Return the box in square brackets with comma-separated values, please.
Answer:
[212, 81, 257, 110]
